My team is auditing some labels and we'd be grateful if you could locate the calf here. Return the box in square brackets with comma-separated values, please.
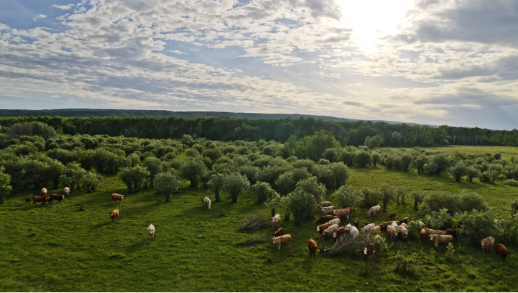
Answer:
[425, 228, 445, 235]
[111, 193, 124, 204]
[370, 225, 381, 235]
[444, 229, 457, 241]
[315, 215, 338, 225]
[49, 194, 65, 203]
[429, 234, 453, 247]
[495, 243, 511, 261]
[308, 238, 318, 259]
[25, 198, 31, 204]
[420, 228, 428, 244]
[345, 224, 359, 240]
[348, 208, 356, 216]
[481, 236, 494, 253]
[399, 226, 409, 240]
[367, 205, 381, 217]
[147, 224, 155, 241]
[362, 223, 375, 234]
[272, 234, 292, 252]
[389, 213, 396, 220]
[110, 209, 120, 222]
[272, 228, 285, 237]
[327, 218, 340, 226]
[32, 196, 47, 205]
[322, 224, 339, 237]
[316, 201, 332, 209]
[272, 214, 281, 227]
[387, 226, 398, 240]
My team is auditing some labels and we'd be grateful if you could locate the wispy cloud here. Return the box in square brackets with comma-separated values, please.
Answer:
[33, 14, 47, 21]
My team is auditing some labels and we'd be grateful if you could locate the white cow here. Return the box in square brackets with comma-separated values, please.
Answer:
[147, 224, 155, 241]
[367, 205, 381, 217]
[203, 197, 211, 209]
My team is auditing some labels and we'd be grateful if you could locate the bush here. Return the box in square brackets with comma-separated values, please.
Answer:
[323, 148, 338, 162]
[241, 214, 269, 231]
[208, 173, 225, 202]
[252, 182, 276, 203]
[356, 151, 371, 167]
[371, 152, 381, 167]
[153, 171, 181, 202]
[407, 220, 421, 238]
[411, 191, 425, 211]
[504, 179, 518, 186]
[339, 151, 355, 166]
[224, 172, 250, 203]
[0, 170, 12, 204]
[399, 154, 413, 171]
[450, 161, 467, 182]
[424, 154, 450, 177]
[80, 171, 103, 193]
[422, 208, 453, 229]
[385, 155, 397, 170]
[458, 209, 495, 245]
[265, 193, 282, 217]
[418, 191, 460, 216]
[287, 188, 316, 224]
[275, 172, 296, 195]
[379, 183, 395, 212]
[395, 251, 418, 275]
[459, 190, 489, 212]
[295, 177, 326, 206]
[396, 186, 407, 205]
[331, 185, 365, 209]
[330, 162, 351, 188]
[239, 165, 260, 185]
[185, 149, 200, 158]
[361, 187, 381, 208]
[180, 159, 208, 187]
[466, 166, 480, 182]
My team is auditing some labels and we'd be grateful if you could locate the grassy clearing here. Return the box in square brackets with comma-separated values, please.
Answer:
[1, 147, 518, 291]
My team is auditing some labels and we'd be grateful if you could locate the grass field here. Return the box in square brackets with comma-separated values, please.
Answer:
[1, 146, 518, 291]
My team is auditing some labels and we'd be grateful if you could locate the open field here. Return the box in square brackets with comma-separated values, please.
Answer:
[1, 147, 518, 291]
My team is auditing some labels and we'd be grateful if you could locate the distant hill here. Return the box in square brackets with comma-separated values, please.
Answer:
[0, 109, 432, 126]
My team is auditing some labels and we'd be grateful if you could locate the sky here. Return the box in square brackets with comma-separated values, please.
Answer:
[0, 0, 517, 130]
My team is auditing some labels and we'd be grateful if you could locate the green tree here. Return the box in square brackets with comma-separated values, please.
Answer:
[48, 160, 65, 189]
[251, 181, 276, 203]
[396, 186, 407, 205]
[295, 176, 326, 205]
[400, 154, 413, 171]
[208, 173, 225, 202]
[287, 188, 316, 224]
[371, 152, 381, 167]
[356, 151, 372, 167]
[365, 135, 383, 149]
[458, 209, 495, 244]
[322, 148, 338, 162]
[80, 171, 103, 193]
[131, 166, 150, 193]
[331, 185, 364, 208]
[450, 161, 468, 182]
[330, 162, 351, 188]
[224, 172, 250, 203]
[0, 169, 12, 204]
[379, 183, 395, 212]
[411, 191, 425, 211]
[459, 190, 489, 212]
[154, 171, 181, 202]
[424, 154, 450, 177]
[180, 159, 208, 188]
[118, 167, 134, 193]
[265, 193, 282, 217]
[275, 172, 296, 195]
[466, 166, 481, 182]
[142, 156, 162, 188]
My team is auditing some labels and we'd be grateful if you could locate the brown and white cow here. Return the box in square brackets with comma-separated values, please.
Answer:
[272, 234, 292, 252]
[32, 196, 47, 205]
[496, 243, 511, 261]
[444, 229, 457, 241]
[110, 209, 120, 222]
[429, 234, 453, 247]
[308, 238, 318, 259]
[111, 193, 124, 204]
[315, 215, 338, 225]
[272, 228, 285, 237]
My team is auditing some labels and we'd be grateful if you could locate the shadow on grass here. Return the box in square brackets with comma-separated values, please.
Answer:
[125, 240, 149, 254]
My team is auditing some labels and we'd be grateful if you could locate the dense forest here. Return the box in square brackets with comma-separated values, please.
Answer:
[0, 115, 517, 147]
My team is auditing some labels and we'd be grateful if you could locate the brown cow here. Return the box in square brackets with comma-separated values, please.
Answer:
[272, 228, 285, 237]
[315, 215, 338, 225]
[444, 229, 457, 241]
[496, 243, 511, 261]
[352, 220, 359, 228]
[32, 196, 47, 205]
[364, 244, 376, 258]
[308, 238, 318, 259]
[333, 227, 346, 238]
[389, 213, 396, 220]
[49, 194, 65, 204]
[110, 209, 120, 222]
[317, 222, 333, 235]
[420, 228, 429, 244]
[111, 193, 124, 204]
[272, 234, 292, 252]
[400, 217, 411, 224]
[25, 198, 31, 204]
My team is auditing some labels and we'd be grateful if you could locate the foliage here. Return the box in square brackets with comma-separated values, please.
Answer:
[265, 193, 282, 217]
[275, 172, 296, 196]
[294, 176, 326, 206]
[141, 156, 162, 187]
[422, 208, 453, 230]
[396, 186, 407, 205]
[379, 183, 395, 212]
[364, 135, 383, 149]
[0, 169, 12, 204]
[356, 151, 371, 167]
[286, 188, 316, 224]
[224, 173, 250, 203]
[251, 181, 276, 203]
[180, 159, 207, 188]
[241, 214, 269, 231]
[395, 251, 418, 275]
[458, 190, 489, 213]
[331, 185, 365, 209]
[371, 152, 381, 167]
[153, 171, 181, 202]
[399, 153, 413, 171]
[79, 171, 103, 193]
[424, 154, 450, 177]
[207, 173, 225, 202]
[466, 166, 481, 182]
[322, 148, 338, 162]
[361, 187, 381, 208]
[458, 209, 495, 245]
[418, 191, 460, 216]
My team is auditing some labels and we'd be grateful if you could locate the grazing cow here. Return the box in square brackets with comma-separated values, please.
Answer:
[399, 226, 409, 240]
[400, 217, 411, 224]
[111, 193, 124, 204]
[49, 194, 65, 203]
[272, 228, 285, 237]
[352, 220, 359, 228]
[390, 221, 399, 228]
[327, 218, 340, 226]
[379, 221, 392, 231]
[419, 221, 426, 229]
[272, 214, 281, 227]
[316, 201, 332, 209]
[444, 229, 458, 241]
[110, 209, 120, 222]
[308, 238, 318, 259]
[323, 224, 339, 237]
[400, 223, 408, 228]
[317, 222, 333, 235]
[364, 244, 375, 258]
[367, 205, 381, 217]
[63, 187, 70, 196]
[316, 216, 338, 225]
[370, 225, 381, 234]
[364, 221, 373, 227]
[389, 213, 396, 220]
[272, 234, 292, 252]
[429, 234, 453, 247]
[349, 208, 356, 216]
[387, 226, 398, 240]
[495, 243, 511, 261]
[147, 224, 155, 241]
[40, 188, 47, 197]
[345, 224, 359, 240]
[32, 196, 47, 205]
[333, 208, 351, 220]
[25, 198, 31, 204]
[425, 228, 445, 235]
[481, 236, 495, 253]
[320, 206, 335, 215]
[420, 228, 429, 244]
[203, 197, 211, 209]
[362, 223, 375, 234]
[333, 227, 346, 238]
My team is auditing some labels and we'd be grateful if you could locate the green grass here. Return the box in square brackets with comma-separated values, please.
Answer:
[1, 147, 518, 291]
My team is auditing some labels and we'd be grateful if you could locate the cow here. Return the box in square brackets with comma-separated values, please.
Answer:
[363, 223, 375, 234]
[308, 238, 318, 259]
[272, 234, 292, 252]
[399, 226, 409, 240]
[315, 216, 338, 225]
[40, 188, 47, 197]
[345, 224, 359, 240]
[333, 227, 346, 238]
[429, 234, 453, 247]
[400, 217, 411, 224]
[316, 201, 332, 209]
[481, 236, 494, 253]
[272, 228, 285, 237]
[444, 229, 458, 241]
[352, 220, 359, 228]
[147, 224, 155, 241]
[348, 208, 356, 216]
[25, 198, 31, 204]
[272, 214, 281, 227]
[495, 243, 511, 261]
[320, 206, 335, 215]
[399, 223, 408, 228]
[379, 221, 392, 231]
[49, 194, 65, 203]
[364, 221, 373, 227]
[203, 197, 211, 209]
[425, 228, 445, 235]
[387, 226, 398, 240]
[367, 205, 381, 217]
[111, 193, 124, 204]
[317, 222, 333, 235]
[389, 212, 396, 220]
[327, 218, 340, 226]
[63, 187, 70, 196]
[333, 208, 351, 220]
[420, 228, 428, 244]
[323, 224, 339, 237]
[32, 196, 47, 205]
[370, 225, 381, 235]
[419, 221, 426, 229]
[110, 209, 120, 222]
[364, 244, 376, 258]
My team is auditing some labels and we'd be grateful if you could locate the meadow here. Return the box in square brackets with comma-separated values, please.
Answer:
[1, 146, 518, 291]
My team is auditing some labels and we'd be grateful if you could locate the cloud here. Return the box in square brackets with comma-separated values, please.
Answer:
[53, 4, 75, 10]
[33, 14, 47, 21]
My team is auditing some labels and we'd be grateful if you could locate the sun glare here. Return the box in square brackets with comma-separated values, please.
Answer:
[334, 0, 414, 51]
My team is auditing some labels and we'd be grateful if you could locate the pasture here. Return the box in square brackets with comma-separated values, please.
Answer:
[1, 147, 518, 291]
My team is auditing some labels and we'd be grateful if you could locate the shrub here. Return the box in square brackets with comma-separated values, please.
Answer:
[0, 170, 12, 204]
[317, 159, 330, 165]
[396, 186, 407, 205]
[414, 156, 427, 174]
[265, 193, 282, 217]
[295, 176, 326, 205]
[450, 161, 467, 182]
[180, 159, 208, 187]
[466, 166, 481, 182]
[185, 149, 200, 158]
[331, 185, 365, 209]
[241, 214, 269, 231]
[504, 179, 518, 186]
[323, 148, 338, 162]
[339, 151, 355, 166]
[379, 183, 395, 212]
[153, 171, 181, 202]
[459, 190, 489, 212]
[424, 154, 450, 177]
[395, 250, 417, 275]
[292, 168, 311, 183]
[371, 152, 381, 167]
[224, 172, 250, 203]
[418, 191, 460, 216]
[445, 243, 455, 260]
[356, 151, 372, 167]
[329, 162, 351, 188]
[399, 154, 413, 171]
[208, 173, 225, 202]
[407, 220, 421, 238]
[239, 165, 260, 184]
[385, 155, 397, 169]
[422, 208, 453, 229]
[287, 188, 316, 224]
[458, 209, 495, 245]
[361, 187, 381, 208]
[252, 182, 276, 203]
[80, 171, 103, 193]
[275, 172, 296, 195]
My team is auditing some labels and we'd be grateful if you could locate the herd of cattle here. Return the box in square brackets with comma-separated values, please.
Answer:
[270, 201, 512, 261]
